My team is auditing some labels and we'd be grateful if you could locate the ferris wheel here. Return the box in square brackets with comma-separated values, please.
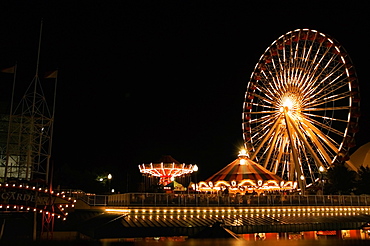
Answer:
[242, 29, 360, 188]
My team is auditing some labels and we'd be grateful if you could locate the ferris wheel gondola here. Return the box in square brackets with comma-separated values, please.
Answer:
[242, 29, 360, 189]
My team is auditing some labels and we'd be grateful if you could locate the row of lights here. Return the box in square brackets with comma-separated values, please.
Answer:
[0, 183, 77, 203]
[1, 183, 53, 192]
[105, 207, 370, 215]
[0, 204, 68, 220]
[127, 207, 370, 214]
[128, 212, 364, 220]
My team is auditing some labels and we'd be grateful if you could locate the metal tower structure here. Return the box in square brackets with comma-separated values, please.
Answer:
[0, 21, 57, 185]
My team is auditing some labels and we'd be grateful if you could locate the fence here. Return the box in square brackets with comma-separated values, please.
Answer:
[65, 192, 370, 207]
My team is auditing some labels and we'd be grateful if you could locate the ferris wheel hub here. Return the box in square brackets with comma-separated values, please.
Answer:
[282, 97, 294, 110]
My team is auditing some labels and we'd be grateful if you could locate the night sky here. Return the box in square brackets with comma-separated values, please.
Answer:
[0, 2, 369, 192]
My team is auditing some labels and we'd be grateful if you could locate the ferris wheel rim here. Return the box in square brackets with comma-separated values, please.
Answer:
[242, 29, 360, 187]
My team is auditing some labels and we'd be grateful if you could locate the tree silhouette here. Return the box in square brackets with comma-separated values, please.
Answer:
[355, 166, 370, 195]
[325, 162, 357, 195]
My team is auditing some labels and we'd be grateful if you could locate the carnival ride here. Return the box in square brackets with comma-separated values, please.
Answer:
[198, 149, 295, 194]
[242, 29, 360, 190]
[138, 155, 197, 186]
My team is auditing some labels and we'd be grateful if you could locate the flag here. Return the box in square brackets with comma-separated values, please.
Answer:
[44, 70, 58, 79]
[1, 66, 15, 73]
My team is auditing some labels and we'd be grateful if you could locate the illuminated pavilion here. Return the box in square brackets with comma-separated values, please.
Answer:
[198, 149, 295, 194]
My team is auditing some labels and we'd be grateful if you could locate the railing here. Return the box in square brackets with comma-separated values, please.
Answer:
[58, 189, 109, 206]
[70, 192, 370, 207]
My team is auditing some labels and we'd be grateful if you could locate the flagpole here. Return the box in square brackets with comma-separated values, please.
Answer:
[4, 64, 17, 181]
[32, 19, 43, 241]
[32, 18, 43, 119]
[46, 71, 58, 185]
[35, 19, 43, 78]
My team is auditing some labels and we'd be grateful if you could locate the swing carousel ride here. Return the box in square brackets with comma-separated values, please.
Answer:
[139, 155, 197, 187]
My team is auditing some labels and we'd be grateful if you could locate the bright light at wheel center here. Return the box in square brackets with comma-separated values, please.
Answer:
[282, 97, 294, 110]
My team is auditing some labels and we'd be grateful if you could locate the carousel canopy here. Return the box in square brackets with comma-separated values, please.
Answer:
[205, 150, 283, 183]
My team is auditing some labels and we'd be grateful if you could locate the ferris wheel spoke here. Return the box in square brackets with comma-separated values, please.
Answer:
[286, 113, 326, 171]
[272, 135, 288, 174]
[306, 55, 344, 93]
[305, 80, 350, 105]
[250, 124, 275, 144]
[249, 115, 279, 130]
[265, 54, 287, 91]
[260, 73, 282, 97]
[308, 77, 349, 100]
[301, 106, 350, 112]
[305, 92, 350, 108]
[293, 43, 317, 86]
[249, 124, 272, 138]
[306, 40, 326, 73]
[250, 114, 283, 160]
[262, 125, 282, 169]
[303, 112, 349, 124]
[246, 110, 279, 115]
[298, 118, 335, 166]
[258, 90, 279, 104]
[269, 51, 284, 86]
[300, 117, 341, 152]
[306, 70, 347, 99]
[283, 112, 305, 186]
[252, 104, 277, 111]
[246, 89, 277, 106]
[295, 42, 317, 82]
[303, 56, 337, 88]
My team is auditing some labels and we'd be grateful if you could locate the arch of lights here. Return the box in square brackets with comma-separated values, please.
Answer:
[197, 179, 295, 194]
[0, 183, 75, 220]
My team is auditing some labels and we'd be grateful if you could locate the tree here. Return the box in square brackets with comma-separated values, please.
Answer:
[355, 166, 370, 195]
[325, 162, 357, 195]
[52, 162, 108, 194]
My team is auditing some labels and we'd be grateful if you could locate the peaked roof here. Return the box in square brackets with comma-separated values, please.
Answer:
[206, 155, 283, 183]
[165, 180, 184, 188]
[347, 142, 370, 170]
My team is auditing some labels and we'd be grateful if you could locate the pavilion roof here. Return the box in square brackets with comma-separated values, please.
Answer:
[205, 155, 283, 183]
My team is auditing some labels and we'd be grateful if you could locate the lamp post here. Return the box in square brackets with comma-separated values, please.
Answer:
[319, 166, 325, 195]
[192, 164, 198, 205]
[108, 174, 112, 193]
[192, 164, 198, 192]
[300, 175, 305, 195]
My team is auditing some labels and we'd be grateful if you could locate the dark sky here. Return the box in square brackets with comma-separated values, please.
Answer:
[0, 2, 369, 192]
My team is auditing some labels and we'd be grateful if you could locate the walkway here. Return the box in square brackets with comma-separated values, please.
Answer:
[57, 192, 370, 239]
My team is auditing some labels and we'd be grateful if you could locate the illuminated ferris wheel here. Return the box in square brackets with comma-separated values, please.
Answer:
[242, 29, 360, 189]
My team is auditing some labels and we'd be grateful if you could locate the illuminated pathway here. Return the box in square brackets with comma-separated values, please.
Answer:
[62, 193, 370, 239]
